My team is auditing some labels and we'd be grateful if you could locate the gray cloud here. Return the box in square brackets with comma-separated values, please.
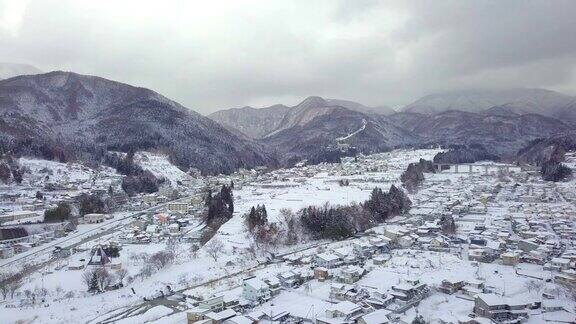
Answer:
[0, 0, 575, 113]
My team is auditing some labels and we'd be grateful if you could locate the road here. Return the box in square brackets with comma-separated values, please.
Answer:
[92, 237, 363, 323]
[0, 195, 193, 270]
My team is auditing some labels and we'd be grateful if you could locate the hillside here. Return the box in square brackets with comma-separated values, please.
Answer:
[403, 88, 576, 124]
[208, 104, 290, 138]
[261, 106, 418, 165]
[209, 96, 395, 139]
[390, 110, 572, 156]
[0, 71, 275, 174]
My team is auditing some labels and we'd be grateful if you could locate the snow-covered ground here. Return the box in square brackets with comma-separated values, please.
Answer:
[134, 152, 192, 186]
[2, 148, 575, 324]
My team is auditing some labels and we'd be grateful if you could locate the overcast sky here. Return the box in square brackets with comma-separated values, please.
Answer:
[1, 0, 575, 113]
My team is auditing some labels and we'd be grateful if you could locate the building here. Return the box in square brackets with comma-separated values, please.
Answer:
[317, 301, 364, 324]
[473, 294, 529, 322]
[501, 251, 521, 266]
[439, 279, 466, 294]
[390, 280, 428, 303]
[277, 271, 303, 288]
[168, 202, 189, 214]
[314, 267, 329, 281]
[198, 295, 225, 312]
[242, 277, 271, 304]
[0, 211, 40, 224]
[358, 309, 392, 324]
[316, 253, 340, 269]
[84, 213, 106, 224]
[335, 266, 365, 284]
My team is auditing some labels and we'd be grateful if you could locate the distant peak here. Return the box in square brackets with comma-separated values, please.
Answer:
[297, 96, 327, 108]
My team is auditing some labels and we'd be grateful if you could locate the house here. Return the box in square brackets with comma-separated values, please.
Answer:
[353, 241, 375, 257]
[369, 239, 390, 254]
[246, 310, 290, 323]
[314, 267, 329, 281]
[187, 308, 213, 324]
[551, 257, 571, 271]
[223, 315, 254, 324]
[205, 309, 237, 324]
[462, 280, 485, 297]
[439, 279, 466, 294]
[397, 235, 414, 248]
[334, 246, 354, 260]
[390, 280, 428, 303]
[329, 283, 361, 302]
[168, 202, 189, 214]
[542, 299, 565, 312]
[263, 277, 281, 296]
[316, 253, 340, 269]
[473, 294, 529, 322]
[242, 277, 271, 303]
[501, 251, 521, 266]
[87, 245, 111, 266]
[335, 266, 365, 284]
[0, 211, 40, 224]
[358, 309, 392, 324]
[430, 236, 449, 249]
[84, 213, 106, 224]
[198, 295, 225, 312]
[277, 270, 302, 288]
[518, 239, 540, 252]
[555, 271, 576, 286]
[468, 248, 487, 262]
[317, 301, 364, 324]
[372, 254, 390, 266]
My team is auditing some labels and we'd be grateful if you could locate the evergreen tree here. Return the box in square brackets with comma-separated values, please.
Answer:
[89, 272, 99, 292]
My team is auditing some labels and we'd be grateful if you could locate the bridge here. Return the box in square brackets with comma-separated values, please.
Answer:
[433, 163, 525, 174]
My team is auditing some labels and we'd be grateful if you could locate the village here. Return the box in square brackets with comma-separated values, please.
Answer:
[0, 149, 575, 324]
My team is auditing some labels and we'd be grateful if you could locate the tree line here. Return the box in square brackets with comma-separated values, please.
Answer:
[400, 158, 436, 192]
[201, 184, 234, 243]
[244, 185, 412, 246]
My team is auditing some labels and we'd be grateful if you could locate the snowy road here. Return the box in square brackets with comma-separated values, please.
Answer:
[0, 195, 194, 270]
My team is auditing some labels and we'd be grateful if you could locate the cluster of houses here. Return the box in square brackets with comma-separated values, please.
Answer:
[184, 162, 576, 324]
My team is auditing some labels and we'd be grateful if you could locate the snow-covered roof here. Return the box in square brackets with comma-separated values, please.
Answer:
[224, 315, 253, 324]
[244, 277, 269, 291]
[360, 309, 391, 324]
[317, 252, 339, 262]
[328, 301, 361, 315]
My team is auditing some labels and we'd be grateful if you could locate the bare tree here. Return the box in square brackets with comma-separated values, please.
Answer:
[0, 272, 23, 300]
[0, 272, 10, 300]
[82, 269, 95, 291]
[205, 237, 224, 261]
[8, 274, 23, 299]
[525, 280, 543, 294]
[115, 269, 128, 285]
[150, 250, 175, 270]
[96, 267, 113, 291]
[166, 239, 185, 260]
[189, 243, 199, 259]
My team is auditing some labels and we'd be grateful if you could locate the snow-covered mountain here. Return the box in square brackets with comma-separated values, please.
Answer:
[208, 104, 291, 138]
[209, 96, 395, 139]
[260, 99, 418, 165]
[389, 110, 572, 155]
[0, 71, 275, 174]
[403, 88, 576, 123]
[0, 62, 42, 79]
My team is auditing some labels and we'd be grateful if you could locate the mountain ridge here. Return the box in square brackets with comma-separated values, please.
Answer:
[0, 71, 275, 174]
